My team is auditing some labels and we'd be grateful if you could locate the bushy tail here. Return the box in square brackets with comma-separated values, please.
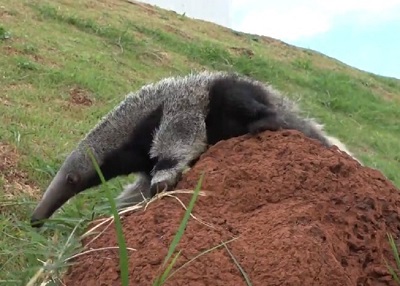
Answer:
[264, 85, 361, 164]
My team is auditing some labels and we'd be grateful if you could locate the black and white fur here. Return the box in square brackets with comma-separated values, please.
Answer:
[30, 71, 358, 227]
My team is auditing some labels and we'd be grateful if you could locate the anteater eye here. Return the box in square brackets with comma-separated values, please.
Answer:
[66, 173, 78, 185]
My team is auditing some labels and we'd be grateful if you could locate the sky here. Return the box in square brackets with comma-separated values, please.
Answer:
[230, 0, 400, 79]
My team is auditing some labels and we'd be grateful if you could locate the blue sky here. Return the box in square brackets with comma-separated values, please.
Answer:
[230, 0, 400, 79]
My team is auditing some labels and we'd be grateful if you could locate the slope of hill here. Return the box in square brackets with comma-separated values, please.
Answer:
[0, 0, 399, 283]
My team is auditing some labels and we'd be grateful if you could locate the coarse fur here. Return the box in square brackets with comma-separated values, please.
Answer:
[30, 70, 360, 227]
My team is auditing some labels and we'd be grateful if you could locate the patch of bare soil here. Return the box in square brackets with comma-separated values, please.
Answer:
[0, 96, 11, 106]
[2, 45, 19, 56]
[63, 130, 400, 286]
[68, 86, 94, 106]
[229, 46, 255, 58]
[0, 142, 39, 199]
[0, 8, 16, 23]
[163, 24, 192, 40]
[367, 83, 400, 103]
[137, 50, 171, 66]
[2, 45, 60, 68]
[126, 0, 159, 16]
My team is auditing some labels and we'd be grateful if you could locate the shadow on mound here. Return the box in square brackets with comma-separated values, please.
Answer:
[63, 130, 400, 286]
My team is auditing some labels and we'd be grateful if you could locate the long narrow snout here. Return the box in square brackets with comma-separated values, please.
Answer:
[30, 172, 77, 228]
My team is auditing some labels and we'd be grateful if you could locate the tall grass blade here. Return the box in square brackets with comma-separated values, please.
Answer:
[161, 172, 205, 268]
[153, 173, 205, 285]
[87, 147, 129, 286]
[387, 233, 400, 284]
[153, 250, 181, 286]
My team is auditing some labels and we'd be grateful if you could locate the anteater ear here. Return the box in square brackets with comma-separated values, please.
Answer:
[66, 172, 79, 185]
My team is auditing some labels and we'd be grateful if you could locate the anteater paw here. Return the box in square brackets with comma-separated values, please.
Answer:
[150, 171, 182, 197]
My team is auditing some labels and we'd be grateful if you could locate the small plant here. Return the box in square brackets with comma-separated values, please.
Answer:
[0, 26, 11, 40]
[386, 233, 400, 284]
[16, 58, 39, 70]
[23, 44, 39, 54]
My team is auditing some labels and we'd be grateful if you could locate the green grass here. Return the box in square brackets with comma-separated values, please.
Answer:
[387, 233, 400, 284]
[87, 147, 129, 286]
[0, 0, 399, 284]
[153, 173, 204, 286]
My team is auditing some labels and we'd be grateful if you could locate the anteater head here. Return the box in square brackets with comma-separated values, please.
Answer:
[29, 137, 155, 228]
[30, 146, 102, 228]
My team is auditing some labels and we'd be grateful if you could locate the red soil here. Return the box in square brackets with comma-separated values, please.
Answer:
[63, 130, 400, 286]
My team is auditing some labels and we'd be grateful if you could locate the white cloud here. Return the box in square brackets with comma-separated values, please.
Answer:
[231, 0, 400, 41]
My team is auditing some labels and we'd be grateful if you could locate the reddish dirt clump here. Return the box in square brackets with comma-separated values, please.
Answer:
[69, 86, 93, 106]
[63, 130, 400, 286]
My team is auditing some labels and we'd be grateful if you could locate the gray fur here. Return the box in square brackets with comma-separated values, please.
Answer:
[116, 173, 152, 208]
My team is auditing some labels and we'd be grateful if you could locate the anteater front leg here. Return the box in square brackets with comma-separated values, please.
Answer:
[149, 112, 208, 197]
[115, 173, 152, 210]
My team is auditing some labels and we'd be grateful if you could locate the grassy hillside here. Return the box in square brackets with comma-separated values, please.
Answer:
[1, 0, 399, 283]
